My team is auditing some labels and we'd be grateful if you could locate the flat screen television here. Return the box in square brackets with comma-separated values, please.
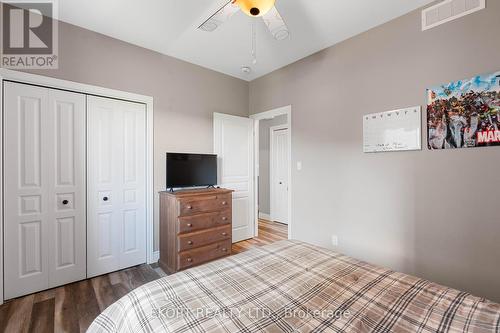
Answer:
[166, 153, 217, 189]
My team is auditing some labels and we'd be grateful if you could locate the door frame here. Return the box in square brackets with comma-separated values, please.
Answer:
[250, 105, 292, 239]
[269, 124, 289, 223]
[0, 69, 155, 304]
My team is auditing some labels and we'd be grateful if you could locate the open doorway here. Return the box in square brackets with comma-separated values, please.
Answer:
[251, 106, 291, 242]
[260, 118, 288, 223]
[216, 106, 291, 254]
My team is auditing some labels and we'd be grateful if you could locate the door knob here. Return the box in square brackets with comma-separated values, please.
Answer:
[279, 182, 283, 185]
[222, 217, 227, 221]
[187, 240, 193, 245]
[222, 232, 227, 236]
[187, 223, 193, 227]
[187, 205, 192, 209]
[62, 200, 69, 205]
[187, 258, 192, 263]
[103, 196, 109, 201]
[221, 248, 228, 252]
[222, 201, 227, 205]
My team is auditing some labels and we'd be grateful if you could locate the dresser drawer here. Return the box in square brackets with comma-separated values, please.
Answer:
[178, 240, 231, 270]
[178, 225, 231, 251]
[179, 193, 231, 216]
[178, 210, 231, 234]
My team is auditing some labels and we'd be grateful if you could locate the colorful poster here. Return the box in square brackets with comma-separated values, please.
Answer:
[427, 71, 500, 149]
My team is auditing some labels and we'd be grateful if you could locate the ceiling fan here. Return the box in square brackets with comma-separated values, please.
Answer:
[198, 0, 290, 41]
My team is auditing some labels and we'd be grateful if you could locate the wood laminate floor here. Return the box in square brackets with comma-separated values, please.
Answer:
[0, 219, 288, 332]
[232, 219, 288, 254]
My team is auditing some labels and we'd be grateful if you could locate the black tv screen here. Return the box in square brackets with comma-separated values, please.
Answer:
[166, 153, 217, 188]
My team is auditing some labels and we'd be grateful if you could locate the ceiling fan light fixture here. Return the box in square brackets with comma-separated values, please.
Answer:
[250, 7, 260, 16]
[236, 0, 275, 17]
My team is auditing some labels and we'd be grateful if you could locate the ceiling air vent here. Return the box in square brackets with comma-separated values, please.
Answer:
[422, 0, 485, 31]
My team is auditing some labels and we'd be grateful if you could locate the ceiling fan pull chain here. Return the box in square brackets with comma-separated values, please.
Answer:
[251, 21, 257, 65]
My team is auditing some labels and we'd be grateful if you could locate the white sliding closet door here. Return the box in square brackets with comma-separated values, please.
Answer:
[48, 89, 87, 287]
[3, 82, 86, 299]
[87, 96, 146, 277]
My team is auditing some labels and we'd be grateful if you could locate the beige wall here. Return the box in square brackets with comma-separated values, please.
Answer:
[258, 115, 288, 215]
[6, 2, 500, 302]
[249, 3, 500, 301]
[23, 21, 249, 251]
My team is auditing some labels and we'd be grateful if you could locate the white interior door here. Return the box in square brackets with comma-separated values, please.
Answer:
[214, 113, 254, 243]
[87, 96, 146, 278]
[3, 82, 86, 299]
[270, 127, 289, 224]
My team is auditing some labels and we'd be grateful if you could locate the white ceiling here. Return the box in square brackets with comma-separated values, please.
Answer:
[58, 0, 434, 81]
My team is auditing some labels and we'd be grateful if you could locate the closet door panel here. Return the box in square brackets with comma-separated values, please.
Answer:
[48, 90, 86, 287]
[87, 96, 146, 277]
[87, 97, 120, 276]
[3, 83, 86, 299]
[3, 83, 50, 299]
[120, 104, 146, 268]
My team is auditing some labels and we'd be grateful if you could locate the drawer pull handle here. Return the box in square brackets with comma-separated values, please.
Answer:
[222, 232, 227, 236]
[222, 248, 228, 252]
[187, 241, 193, 245]
[221, 201, 227, 205]
[187, 258, 192, 263]
[187, 205, 192, 209]
[222, 217, 227, 221]
[187, 223, 193, 227]
[62, 200, 69, 205]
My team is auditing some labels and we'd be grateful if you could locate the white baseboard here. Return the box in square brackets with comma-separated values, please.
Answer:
[259, 212, 271, 220]
[151, 251, 159, 264]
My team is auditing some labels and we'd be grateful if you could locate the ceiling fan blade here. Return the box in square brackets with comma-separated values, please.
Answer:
[262, 5, 290, 40]
[198, 1, 240, 32]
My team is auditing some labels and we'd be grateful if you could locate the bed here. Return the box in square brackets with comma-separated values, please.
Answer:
[88, 240, 500, 333]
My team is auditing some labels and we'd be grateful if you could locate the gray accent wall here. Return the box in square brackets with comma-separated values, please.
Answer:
[249, 2, 500, 301]
[24, 21, 249, 251]
[258, 115, 288, 216]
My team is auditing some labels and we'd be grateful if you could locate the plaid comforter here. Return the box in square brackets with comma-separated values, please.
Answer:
[88, 240, 500, 333]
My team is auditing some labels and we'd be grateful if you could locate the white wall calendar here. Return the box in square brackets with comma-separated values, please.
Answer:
[363, 106, 422, 153]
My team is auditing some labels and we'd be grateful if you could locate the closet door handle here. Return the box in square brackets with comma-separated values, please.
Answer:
[62, 200, 69, 205]
[103, 196, 109, 201]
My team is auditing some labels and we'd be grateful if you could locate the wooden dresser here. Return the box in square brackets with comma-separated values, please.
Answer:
[159, 188, 233, 274]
